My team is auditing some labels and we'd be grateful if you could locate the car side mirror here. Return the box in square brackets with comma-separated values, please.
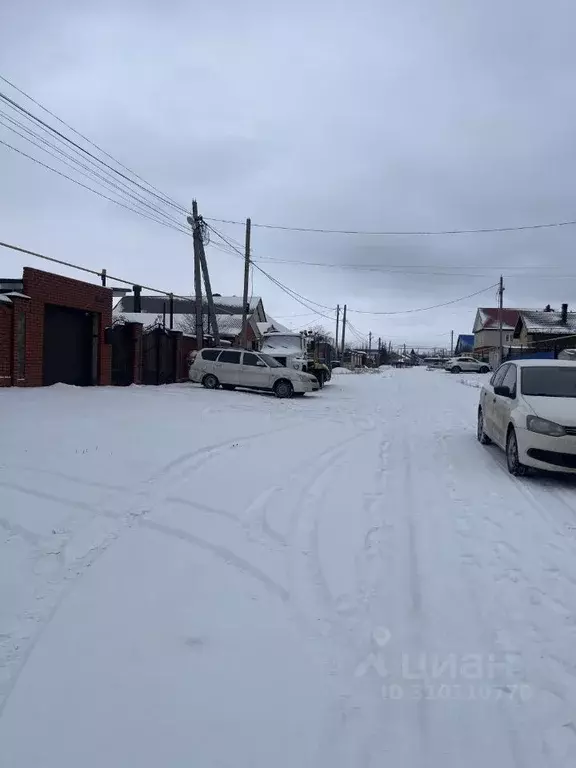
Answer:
[494, 384, 511, 397]
[256, 361, 266, 367]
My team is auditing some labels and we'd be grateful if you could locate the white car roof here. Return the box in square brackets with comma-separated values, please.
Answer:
[508, 359, 576, 368]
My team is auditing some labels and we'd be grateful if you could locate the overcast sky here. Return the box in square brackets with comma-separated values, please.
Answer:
[2, 0, 576, 349]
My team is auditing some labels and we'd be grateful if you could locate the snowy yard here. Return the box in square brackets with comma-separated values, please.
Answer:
[2, 369, 576, 767]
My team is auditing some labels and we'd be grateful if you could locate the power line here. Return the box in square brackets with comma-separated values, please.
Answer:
[0, 114, 190, 233]
[4, 74, 576, 243]
[206, 216, 576, 238]
[252, 256, 576, 276]
[346, 283, 499, 315]
[0, 239, 253, 319]
[0, 138, 189, 235]
[205, 223, 338, 321]
[0, 72, 185, 212]
[0, 85, 187, 216]
[1, 240, 177, 296]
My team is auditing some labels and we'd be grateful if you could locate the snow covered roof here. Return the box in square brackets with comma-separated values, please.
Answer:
[115, 295, 262, 315]
[0, 294, 12, 305]
[114, 310, 246, 338]
[475, 308, 520, 332]
[257, 318, 290, 335]
[214, 314, 243, 335]
[515, 309, 576, 336]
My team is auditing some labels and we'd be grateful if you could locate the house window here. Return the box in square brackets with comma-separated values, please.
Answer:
[16, 311, 26, 379]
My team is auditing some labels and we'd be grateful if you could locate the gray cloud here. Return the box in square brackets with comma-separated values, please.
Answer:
[2, 0, 576, 348]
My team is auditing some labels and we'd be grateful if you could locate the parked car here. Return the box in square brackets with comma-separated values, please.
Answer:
[445, 356, 490, 374]
[189, 348, 319, 398]
[477, 359, 576, 475]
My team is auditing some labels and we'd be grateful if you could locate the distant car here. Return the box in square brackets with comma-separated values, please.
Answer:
[477, 359, 576, 475]
[445, 356, 490, 374]
[189, 348, 319, 398]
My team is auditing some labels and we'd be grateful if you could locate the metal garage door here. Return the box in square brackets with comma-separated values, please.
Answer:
[43, 304, 96, 386]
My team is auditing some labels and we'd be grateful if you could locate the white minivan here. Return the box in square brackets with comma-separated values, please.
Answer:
[189, 348, 319, 398]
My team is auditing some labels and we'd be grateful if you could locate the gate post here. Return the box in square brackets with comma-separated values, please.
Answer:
[131, 322, 143, 384]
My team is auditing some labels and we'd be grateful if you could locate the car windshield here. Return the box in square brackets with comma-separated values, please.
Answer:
[521, 366, 576, 398]
[258, 353, 283, 368]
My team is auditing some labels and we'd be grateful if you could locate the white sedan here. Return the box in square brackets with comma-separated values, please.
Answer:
[477, 359, 576, 475]
[445, 356, 491, 374]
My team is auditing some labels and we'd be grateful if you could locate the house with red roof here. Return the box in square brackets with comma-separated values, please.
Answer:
[472, 308, 521, 359]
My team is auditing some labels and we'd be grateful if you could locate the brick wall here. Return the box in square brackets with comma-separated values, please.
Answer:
[0, 305, 12, 387]
[21, 267, 113, 387]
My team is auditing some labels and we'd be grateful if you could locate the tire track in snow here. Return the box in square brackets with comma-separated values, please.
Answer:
[139, 518, 290, 602]
[440, 433, 576, 764]
[0, 421, 301, 719]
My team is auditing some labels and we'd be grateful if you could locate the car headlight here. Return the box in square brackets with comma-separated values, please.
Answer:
[526, 416, 566, 437]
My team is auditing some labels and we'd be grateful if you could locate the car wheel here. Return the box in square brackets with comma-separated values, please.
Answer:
[477, 408, 491, 444]
[221, 384, 236, 391]
[451, 365, 461, 374]
[274, 379, 294, 399]
[202, 373, 219, 389]
[480, 366, 490, 374]
[506, 427, 528, 476]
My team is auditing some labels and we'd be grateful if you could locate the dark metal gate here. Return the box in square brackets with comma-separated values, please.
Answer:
[142, 328, 178, 385]
[110, 324, 136, 386]
[43, 304, 95, 386]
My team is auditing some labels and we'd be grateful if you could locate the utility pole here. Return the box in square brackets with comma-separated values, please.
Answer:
[241, 217, 251, 348]
[340, 304, 347, 358]
[188, 201, 204, 349]
[335, 304, 340, 353]
[498, 274, 505, 366]
[450, 330, 454, 356]
[368, 331, 372, 354]
[193, 207, 220, 345]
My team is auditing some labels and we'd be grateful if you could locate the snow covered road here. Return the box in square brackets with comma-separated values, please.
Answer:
[2, 370, 576, 766]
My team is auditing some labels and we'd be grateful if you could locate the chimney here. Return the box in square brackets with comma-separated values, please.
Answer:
[133, 285, 142, 313]
[561, 303, 568, 324]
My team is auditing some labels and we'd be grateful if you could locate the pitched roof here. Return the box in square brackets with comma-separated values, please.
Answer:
[515, 309, 576, 336]
[113, 310, 251, 338]
[256, 318, 290, 335]
[116, 295, 262, 315]
[476, 308, 520, 331]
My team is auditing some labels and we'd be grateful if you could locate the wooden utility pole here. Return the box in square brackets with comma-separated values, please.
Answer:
[335, 304, 340, 353]
[368, 331, 372, 354]
[498, 275, 504, 366]
[241, 218, 251, 348]
[450, 330, 454, 356]
[188, 201, 204, 349]
[340, 304, 347, 358]
[197, 226, 220, 345]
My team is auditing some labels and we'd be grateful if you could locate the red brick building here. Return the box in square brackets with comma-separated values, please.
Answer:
[0, 267, 112, 387]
